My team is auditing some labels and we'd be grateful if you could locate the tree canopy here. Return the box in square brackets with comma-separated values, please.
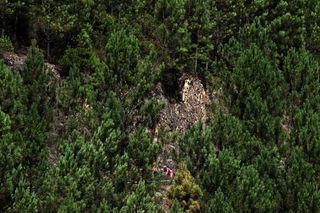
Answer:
[1, 0, 320, 212]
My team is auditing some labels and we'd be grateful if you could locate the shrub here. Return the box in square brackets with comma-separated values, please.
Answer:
[0, 36, 14, 55]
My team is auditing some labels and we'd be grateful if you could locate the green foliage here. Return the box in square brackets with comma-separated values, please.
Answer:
[91, 109, 126, 174]
[0, 36, 14, 55]
[121, 181, 159, 213]
[282, 147, 319, 210]
[140, 97, 165, 128]
[0, 61, 25, 127]
[9, 179, 40, 213]
[296, 182, 320, 212]
[101, 29, 163, 130]
[179, 121, 214, 176]
[170, 200, 184, 213]
[55, 132, 104, 212]
[283, 48, 320, 112]
[153, 0, 217, 75]
[22, 43, 56, 119]
[105, 29, 140, 88]
[59, 47, 101, 73]
[232, 165, 279, 212]
[221, 42, 286, 142]
[20, 44, 53, 161]
[206, 189, 235, 213]
[203, 149, 241, 193]
[127, 128, 160, 172]
[2, 0, 320, 212]
[104, 29, 162, 102]
[168, 162, 203, 212]
[292, 105, 320, 163]
[0, 110, 22, 211]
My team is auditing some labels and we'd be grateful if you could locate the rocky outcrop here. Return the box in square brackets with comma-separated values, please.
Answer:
[152, 75, 209, 212]
[2, 52, 60, 78]
[156, 74, 208, 133]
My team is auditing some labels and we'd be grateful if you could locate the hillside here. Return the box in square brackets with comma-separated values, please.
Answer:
[1, 1, 320, 212]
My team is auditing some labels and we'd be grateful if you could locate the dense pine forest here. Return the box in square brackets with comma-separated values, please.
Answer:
[1, 0, 320, 212]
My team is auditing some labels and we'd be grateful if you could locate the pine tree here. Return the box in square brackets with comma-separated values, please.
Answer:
[120, 181, 159, 213]
[179, 121, 215, 177]
[0, 61, 25, 131]
[202, 149, 241, 194]
[168, 162, 203, 212]
[103, 29, 162, 127]
[55, 131, 115, 212]
[8, 179, 40, 213]
[283, 147, 319, 210]
[18, 44, 55, 202]
[0, 110, 22, 211]
[283, 48, 320, 117]
[206, 189, 235, 213]
[291, 105, 320, 164]
[221, 43, 286, 142]
[231, 165, 279, 212]
[21, 43, 56, 120]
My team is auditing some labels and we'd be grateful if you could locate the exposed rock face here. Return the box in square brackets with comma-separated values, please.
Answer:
[153, 75, 209, 212]
[2, 52, 25, 71]
[2, 52, 60, 78]
[156, 74, 208, 133]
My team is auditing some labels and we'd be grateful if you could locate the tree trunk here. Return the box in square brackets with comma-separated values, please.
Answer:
[44, 0, 51, 59]
[1, 20, 4, 37]
[46, 30, 50, 60]
[1, 1, 5, 37]
[194, 29, 199, 73]
[13, 11, 19, 42]
[194, 46, 198, 73]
